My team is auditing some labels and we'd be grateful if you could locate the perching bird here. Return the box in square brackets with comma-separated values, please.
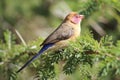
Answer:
[17, 12, 84, 73]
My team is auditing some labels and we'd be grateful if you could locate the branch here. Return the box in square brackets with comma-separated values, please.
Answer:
[105, 53, 120, 61]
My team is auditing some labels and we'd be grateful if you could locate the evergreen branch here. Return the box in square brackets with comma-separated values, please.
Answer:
[105, 53, 120, 61]
[79, 0, 99, 17]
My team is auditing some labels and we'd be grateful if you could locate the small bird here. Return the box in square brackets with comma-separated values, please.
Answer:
[17, 12, 84, 73]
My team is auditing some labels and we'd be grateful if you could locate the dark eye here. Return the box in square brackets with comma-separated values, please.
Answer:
[75, 15, 80, 18]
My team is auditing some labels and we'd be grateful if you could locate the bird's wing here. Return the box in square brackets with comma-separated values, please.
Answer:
[40, 23, 74, 46]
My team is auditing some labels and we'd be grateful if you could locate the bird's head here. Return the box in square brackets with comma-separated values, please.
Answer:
[65, 12, 84, 24]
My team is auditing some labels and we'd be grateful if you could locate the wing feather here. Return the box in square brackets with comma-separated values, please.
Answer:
[40, 23, 74, 46]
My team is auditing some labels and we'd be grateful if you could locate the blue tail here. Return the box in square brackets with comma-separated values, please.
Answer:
[17, 43, 54, 73]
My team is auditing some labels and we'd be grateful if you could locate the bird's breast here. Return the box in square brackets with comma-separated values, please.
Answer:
[70, 24, 81, 40]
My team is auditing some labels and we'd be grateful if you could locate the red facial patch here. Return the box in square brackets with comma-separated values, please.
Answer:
[71, 15, 81, 24]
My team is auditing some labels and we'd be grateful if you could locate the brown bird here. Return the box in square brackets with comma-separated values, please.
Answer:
[17, 12, 84, 73]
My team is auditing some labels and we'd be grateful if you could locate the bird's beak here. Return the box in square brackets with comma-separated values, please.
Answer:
[79, 15, 84, 19]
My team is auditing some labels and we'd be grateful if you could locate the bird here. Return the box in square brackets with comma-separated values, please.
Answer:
[17, 12, 84, 73]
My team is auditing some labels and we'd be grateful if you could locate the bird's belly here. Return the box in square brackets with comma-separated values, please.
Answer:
[49, 40, 69, 51]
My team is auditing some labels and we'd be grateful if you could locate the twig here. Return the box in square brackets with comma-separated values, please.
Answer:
[84, 50, 120, 61]
[89, 19, 106, 36]
[15, 29, 27, 46]
[105, 53, 120, 61]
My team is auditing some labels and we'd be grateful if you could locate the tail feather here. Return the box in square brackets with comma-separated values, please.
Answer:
[16, 43, 54, 73]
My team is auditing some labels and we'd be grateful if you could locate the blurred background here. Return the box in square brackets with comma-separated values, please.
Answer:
[0, 0, 120, 43]
[0, 0, 120, 80]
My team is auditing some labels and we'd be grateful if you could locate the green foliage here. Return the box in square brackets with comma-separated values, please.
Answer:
[0, 0, 120, 80]
[1, 29, 120, 80]
[79, 0, 99, 18]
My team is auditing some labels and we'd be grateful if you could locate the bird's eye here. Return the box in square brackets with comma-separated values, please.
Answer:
[75, 15, 80, 18]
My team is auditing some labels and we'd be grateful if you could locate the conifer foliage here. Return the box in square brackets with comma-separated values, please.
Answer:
[0, 0, 120, 80]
